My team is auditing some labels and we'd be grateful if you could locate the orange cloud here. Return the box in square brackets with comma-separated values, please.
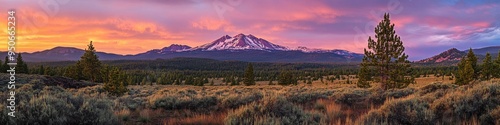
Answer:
[0, 9, 187, 54]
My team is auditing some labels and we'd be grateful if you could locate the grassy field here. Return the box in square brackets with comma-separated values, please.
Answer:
[1, 74, 499, 125]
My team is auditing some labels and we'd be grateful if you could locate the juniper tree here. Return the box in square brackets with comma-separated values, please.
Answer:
[358, 13, 414, 90]
[243, 63, 256, 86]
[15, 53, 29, 74]
[480, 52, 493, 80]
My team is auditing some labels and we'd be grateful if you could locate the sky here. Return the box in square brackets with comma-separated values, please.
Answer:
[1, 0, 499, 60]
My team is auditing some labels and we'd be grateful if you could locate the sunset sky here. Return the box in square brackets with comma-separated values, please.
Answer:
[1, 0, 499, 60]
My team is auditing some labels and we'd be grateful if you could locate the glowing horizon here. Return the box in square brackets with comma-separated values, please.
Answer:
[1, 0, 499, 60]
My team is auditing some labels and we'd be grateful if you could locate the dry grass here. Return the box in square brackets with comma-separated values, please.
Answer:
[162, 113, 226, 125]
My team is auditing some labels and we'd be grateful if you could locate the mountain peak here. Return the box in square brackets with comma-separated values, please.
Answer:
[418, 48, 465, 63]
[446, 48, 460, 52]
[143, 44, 192, 54]
[193, 33, 289, 51]
[161, 44, 191, 52]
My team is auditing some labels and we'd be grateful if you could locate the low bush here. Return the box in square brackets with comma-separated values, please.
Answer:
[333, 89, 370, 107]
[361, 97, 435, 125]
[225, 97, 324, 125]
[151, 95, 218, 111]
[480, 106, 500, 125]
[419, 82, 457, 95]
[221, 92, 263, 109]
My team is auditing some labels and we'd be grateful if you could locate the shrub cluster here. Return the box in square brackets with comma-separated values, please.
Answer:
[225, 97, 324, 125]
[361, 98, 435, 125]
[221, 92, 263, 109]
[0, 85, 119, 125]
[151, 95, 218, 111]
[431, 83, 500, 124]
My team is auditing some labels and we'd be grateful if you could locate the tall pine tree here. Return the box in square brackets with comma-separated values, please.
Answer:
[16, 53, 29, 74]
[494, 50, 500, 78]
[358, 13, 413, 90]
[78, 41, 102, 82]
[243, 63, 255, 86]
[456, 48, 478, 85]
[480, 52, 493, 80]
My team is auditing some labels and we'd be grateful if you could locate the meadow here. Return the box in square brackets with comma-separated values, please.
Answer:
[1, 73, 499, 125]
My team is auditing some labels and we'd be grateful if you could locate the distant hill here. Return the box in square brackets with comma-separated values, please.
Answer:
[417, 46, 500, 64]
[0, 47, 127, 62]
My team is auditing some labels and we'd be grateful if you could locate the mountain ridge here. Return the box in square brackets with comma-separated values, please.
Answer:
[417, 47, 500, 63]
[0, 33, 363, 62]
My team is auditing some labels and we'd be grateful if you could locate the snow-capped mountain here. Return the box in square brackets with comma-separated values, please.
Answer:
[296, 46, 356, 55]
[145, 44, 192, 54]
[192, 34, 289, 51]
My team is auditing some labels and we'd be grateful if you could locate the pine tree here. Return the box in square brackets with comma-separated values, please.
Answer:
[278, 70, 296, 85]
[480, 52, 493, 80]
[461, 60, 475, 85]
[456, 48, 478, 85]
[1, 56, 8, 73]
[79, 41, 102, 82]
[357, 57, 371, 88]
[103, 67, 128, 96]
[494, 50, 500, 78]
[358, 13, 413, 90]
[39, 65, 45, 75]
[243, 63, 255, 86]
[465, 48, 479, 79]
[15, 53, 29, 74]
[64, 65, 82, 80]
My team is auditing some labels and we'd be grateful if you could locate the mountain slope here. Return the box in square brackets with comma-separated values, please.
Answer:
[472, 46, 500, 55]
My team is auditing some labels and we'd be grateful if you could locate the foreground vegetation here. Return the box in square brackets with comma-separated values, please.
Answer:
[1, 74, 499, 125]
